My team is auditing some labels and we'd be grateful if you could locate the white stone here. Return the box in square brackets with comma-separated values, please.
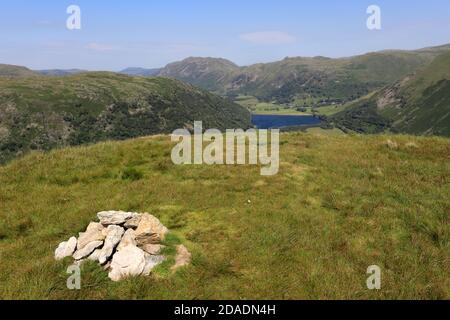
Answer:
[97, 211, 138, 226]
[108, 245, 146, 282]
[88, 249, 102, 262]
[77, 222, 106, 250]
[55, 237, 77, 260]
[98, 225, 125, 265]
[73, 241, 103, 260]
[117, 229, 137, 251]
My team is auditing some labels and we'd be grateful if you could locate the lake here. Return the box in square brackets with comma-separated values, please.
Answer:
[251, 114, 321, 129]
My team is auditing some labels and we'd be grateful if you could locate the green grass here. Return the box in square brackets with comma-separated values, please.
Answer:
[305, 127, 346, 136]
[314, 104, 348, 116]
[252, 104, 308, 115]
[0, 133, 449, 299]
[234, 95, 260, 109]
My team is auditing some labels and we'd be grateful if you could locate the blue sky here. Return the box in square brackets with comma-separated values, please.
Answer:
[1, 0, 449, 70]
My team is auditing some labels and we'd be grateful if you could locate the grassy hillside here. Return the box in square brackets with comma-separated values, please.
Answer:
[0, 132, 448, 299]
[157, 45, 450, 105]
[36, 69, 87, 77]
[119, 68, 162, 77]
[0, 72, 251, 163]
[0, 64, 40, 78]
[330, 52, 450, 136]
[158, 57, 240, 93]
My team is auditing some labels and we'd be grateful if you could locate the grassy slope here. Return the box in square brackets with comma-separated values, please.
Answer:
[36, 69, 87, 77]
[313, 104, 348, 116]
[330, 52, 450, 136]
[0, 133, 448, 299]
[238, 52, 430, 103]
[158, 57, 240, 93]
[346, 51, 430, 84]
[0, 64, 40, 78]
[0, 72, 251, 163]
[386, 52, 450, 136]
[119, 68, 162, 77]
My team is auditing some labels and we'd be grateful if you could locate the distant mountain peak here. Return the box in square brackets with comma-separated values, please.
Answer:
[119, 67, 161, 77]
[36, 69, 87, 76]
[0, 64, 39, 78]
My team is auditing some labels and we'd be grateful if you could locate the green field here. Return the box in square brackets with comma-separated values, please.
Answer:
[0, 132, 448, 299]
[235, 95, 308, 115]
[234, 94, 348, 117]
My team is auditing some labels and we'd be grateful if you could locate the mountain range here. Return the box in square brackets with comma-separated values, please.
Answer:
[4, 43, 449, 107]
[36, 69, 87, 76]
[150, 44, 450, 136]
[14, 43, 443, 106]
[152, 44, 450, 104]
[0, 43, 449, 163]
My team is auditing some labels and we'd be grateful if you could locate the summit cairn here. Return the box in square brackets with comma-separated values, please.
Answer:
[54, 211, 188, 281]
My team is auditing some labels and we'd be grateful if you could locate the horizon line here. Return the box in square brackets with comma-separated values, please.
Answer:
[5, 41, 449, 72]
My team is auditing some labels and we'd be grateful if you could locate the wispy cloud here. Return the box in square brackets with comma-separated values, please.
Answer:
[86, 43, 118, 52]
[239, 31, 296, 45]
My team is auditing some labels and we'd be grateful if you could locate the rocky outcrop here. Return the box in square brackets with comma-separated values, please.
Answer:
[54, 211, 190, 281]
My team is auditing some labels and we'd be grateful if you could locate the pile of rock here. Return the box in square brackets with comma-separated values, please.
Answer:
[55, 211, 188, 281]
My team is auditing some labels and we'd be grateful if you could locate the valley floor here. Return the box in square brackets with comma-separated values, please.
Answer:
[234, 95, 349, 116]
[0, 132, 448, 299]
